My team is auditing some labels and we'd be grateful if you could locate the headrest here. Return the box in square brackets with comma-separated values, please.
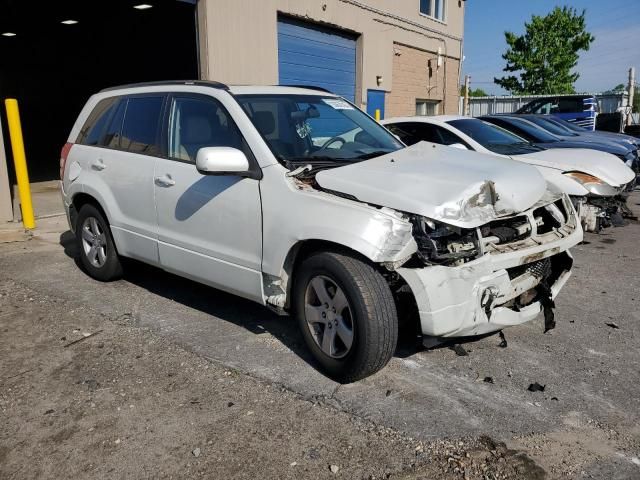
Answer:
[253, 111, 276, 136]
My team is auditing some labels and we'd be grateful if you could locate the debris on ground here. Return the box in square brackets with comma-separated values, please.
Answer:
[450, 344, 468, 356]
[63, 329, 103, 348]
[483, 376, 494, 384]
[527, 383, 546, 392]
[605, 321, 620, 329]
[329, 464, 340, 474]
[498, 330, 508, 348]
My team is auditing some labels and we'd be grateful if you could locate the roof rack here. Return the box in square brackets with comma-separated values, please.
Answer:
[100, 80, 229, 92]
[280, 84, 334, 94]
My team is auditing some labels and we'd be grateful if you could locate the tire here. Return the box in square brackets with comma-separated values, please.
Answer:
[293, 250, 398, 383]
[75, 204, 123, 281]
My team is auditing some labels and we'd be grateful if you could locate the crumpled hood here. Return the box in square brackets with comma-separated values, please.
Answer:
[315, 142, 547, 228]
[518, 148, 635, 187]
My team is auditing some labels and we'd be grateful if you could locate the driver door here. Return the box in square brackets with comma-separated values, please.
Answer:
[154, 93, 263, 302]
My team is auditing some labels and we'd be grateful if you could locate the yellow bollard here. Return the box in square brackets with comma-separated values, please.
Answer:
[4, 98, 35, 229]
[375, 109, 381, 122]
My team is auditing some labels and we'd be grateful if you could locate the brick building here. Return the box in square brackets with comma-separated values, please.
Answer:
[198, 0, 466, 119]
[0, 0, 465, 220]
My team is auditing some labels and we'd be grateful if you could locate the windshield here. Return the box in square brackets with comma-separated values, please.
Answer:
[447, 119, 543, 155]
[526, 116, 579, 136]
[497, 117, 560, 143]
[546, 116, 586, 132]
[236, 94, 403, 164]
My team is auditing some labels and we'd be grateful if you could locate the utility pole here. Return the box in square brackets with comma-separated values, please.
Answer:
[627, 67, 635, 126]
[463, 74, 471, 116]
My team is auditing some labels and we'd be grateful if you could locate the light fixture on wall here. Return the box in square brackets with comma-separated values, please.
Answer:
[376, 75, 383, 86]
[61, 20, 79, 25]
[2, 32, 17, 37]
[133, 4, 153, 10]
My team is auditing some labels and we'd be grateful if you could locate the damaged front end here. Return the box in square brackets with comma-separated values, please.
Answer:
[395, 192, 582, 339]
[566, 173, 637, 231]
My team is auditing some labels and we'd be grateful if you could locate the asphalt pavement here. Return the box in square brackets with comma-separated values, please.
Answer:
[1, 191, 639, 478]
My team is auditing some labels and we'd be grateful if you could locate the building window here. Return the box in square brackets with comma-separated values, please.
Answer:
[416, 100, 440, 116]
[420, 0, 445, 21]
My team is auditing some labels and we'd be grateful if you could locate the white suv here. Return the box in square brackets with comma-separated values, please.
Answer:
[61, 81, 582, 382]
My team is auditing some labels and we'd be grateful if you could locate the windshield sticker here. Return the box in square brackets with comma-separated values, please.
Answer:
[322, 98, 354, 110]
[296, 121, 312, 139]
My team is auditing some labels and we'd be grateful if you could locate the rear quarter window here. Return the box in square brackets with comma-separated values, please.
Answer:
[77, 97, 118, 145]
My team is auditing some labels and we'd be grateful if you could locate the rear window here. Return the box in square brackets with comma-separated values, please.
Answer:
[77, 97, 118, 145]
[120, 96, 164, 155]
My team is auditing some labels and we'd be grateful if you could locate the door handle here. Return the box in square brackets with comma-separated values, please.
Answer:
[154, 174, 176, 187]
[91, 159, 106, 171]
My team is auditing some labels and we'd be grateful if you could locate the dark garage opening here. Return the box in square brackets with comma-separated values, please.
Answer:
[0, 0, 198, 183]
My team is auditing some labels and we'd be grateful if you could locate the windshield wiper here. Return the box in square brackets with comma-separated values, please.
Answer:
[354, 150, 393, 160]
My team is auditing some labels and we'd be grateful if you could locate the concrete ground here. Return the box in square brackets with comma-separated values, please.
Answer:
[1, 190, 640, 479]
[11, 180, 65, 221]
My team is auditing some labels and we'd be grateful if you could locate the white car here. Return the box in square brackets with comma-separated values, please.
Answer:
[383, 115, 636, 232]
[61, 82, 582, 382]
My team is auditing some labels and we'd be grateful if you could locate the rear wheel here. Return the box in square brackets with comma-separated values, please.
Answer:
[75, 204, 123, 281]
[293, 251, 398, 383]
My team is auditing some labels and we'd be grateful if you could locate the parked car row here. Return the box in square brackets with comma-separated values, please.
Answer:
[61, 81, 634, 383]
[384, 114, 637, 232]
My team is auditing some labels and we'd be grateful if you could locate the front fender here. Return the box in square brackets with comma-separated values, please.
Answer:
[260, 165, 417, 280]
[534, 166, 589, 197]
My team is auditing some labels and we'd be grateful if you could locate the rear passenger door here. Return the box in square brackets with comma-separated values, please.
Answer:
[88, 94, 164, 265]
[153, 93, 263, 302]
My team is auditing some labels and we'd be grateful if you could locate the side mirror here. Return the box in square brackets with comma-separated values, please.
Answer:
[196, 147, 250, 176]
[449, 143, 468, 150]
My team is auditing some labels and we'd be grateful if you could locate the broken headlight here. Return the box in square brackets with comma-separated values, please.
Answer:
[410, 216, 480, 266]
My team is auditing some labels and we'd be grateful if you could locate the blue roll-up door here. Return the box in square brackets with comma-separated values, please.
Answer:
[277, 16, 357, 102]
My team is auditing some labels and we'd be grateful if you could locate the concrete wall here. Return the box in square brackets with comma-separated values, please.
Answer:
[197, 0, 464, 114]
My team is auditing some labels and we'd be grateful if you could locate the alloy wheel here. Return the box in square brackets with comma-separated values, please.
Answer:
[81, 217, 107, 268]
[304, 275, 354, 359]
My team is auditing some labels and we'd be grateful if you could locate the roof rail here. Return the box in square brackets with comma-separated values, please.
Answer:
[280, 84, 334, 94]
[100, 80, 229, 92]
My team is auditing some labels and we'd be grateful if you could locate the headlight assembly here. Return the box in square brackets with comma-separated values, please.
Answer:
[410, 217, 480, 266]
[562, 171, 606, 186]
[563, 171, 618, 197]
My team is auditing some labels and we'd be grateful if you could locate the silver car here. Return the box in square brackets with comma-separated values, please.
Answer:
[61, 81, 582, 382]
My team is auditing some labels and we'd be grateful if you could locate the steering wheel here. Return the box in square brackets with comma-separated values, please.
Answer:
[318, 136, 346, 151]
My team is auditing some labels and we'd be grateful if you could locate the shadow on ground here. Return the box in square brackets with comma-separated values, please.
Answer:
[60, 230, 427, 379]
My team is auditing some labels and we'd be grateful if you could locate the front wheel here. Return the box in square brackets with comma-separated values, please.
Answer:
[293, 251, 398, 383]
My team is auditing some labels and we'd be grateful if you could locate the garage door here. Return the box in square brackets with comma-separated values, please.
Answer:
[277, 17, 357, 102]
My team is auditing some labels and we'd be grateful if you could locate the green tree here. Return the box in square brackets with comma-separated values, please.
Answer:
[494, 7, 594, 94]
[459, 85, 489, 97]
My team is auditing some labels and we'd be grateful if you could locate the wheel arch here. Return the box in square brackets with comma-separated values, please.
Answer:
[70, 192, 111, 231]
[275, 240, 420, 339]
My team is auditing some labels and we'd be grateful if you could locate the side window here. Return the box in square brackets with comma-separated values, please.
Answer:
[386, 124, 419, 146]
[101, 99, 126, 149]
[120, 96, 164, 155]
[78, 97, 117, 146]
[434, 126, 468, 147]
[168, 96, 243, 162]
[558, 98, 584, 113]
[413, 123, 441, 143]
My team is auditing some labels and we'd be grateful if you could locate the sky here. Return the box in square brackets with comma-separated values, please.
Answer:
[462, 0, 640, 95]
